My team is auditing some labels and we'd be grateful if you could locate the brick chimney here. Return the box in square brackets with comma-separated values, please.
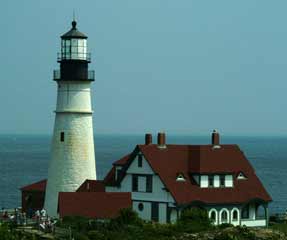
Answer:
[157, 132, 166, 149]
[145, 133, 152, 145]
[212, 130, 221, 148]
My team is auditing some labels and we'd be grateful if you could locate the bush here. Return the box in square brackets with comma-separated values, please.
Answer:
[214, 226, 256, 240]
[143, 223, 177, 237]
[73, 232, 90, 240]
[59, 216, 90, 233]
[176, 208, 212, 233]
[179, 207, 210, 223]
[0, 223, 40, 240]
[214, 232, 238, 240]
[87, 230, 106, 240]
[217, 223, 233, 229]
[112, 208, 142, 226]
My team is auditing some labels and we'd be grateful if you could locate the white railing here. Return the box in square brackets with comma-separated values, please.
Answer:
[241, 219, 266, 227]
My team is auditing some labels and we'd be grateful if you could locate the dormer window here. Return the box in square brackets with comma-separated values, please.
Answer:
[176, 173, 186, 182]
[237, 172, 247, 180]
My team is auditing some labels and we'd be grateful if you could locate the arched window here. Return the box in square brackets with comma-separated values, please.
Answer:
[208, 209, 217, 224]
[232, 210, 238, 220]
[241, 205, 249, 219]
[256, 205, 266, 219]
[210, 211, 216, 222]
[221, 210, 228, 223]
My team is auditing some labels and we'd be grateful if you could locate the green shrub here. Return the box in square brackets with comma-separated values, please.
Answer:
[217, 223, 233, 229]
[214, 226, 256, 240]
[0, 223, 40, 240]
[87, 230, 106, 240]
[176, 208, 212, 233]
[73, 232, 90, 240]
[270, 222, 287, 234]
[180, 207, 209, 222]
[112, 208, 142, 226]
[60, 216, 90, 233]
[147, 223, 177, 237]
[214, 232, 238, 240]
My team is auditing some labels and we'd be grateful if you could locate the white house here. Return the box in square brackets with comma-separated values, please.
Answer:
[22, 131, 271, 226]
[103, 131, 272, 226]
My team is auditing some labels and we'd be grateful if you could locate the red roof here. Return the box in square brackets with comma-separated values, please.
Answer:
[104, 154, 132, 186]
[104, 167, 117, 186]
[76, 180, 105, 192]
[106, 144, 272, 205]
[113, 154, 131, 165]
[58, 192, 132, 219]
[20, 179, 47, 192]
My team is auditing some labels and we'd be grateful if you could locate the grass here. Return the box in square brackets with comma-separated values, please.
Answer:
[269, 222, 287, 234]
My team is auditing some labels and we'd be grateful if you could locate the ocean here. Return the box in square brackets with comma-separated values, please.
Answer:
[0, 134, 286, 214]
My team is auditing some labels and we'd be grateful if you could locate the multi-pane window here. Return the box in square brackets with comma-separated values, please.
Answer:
[132, 174, 153, 193]
[208, 175, 214, 187]
[220, 175, 225, 187]
[61, 39, 87, 60]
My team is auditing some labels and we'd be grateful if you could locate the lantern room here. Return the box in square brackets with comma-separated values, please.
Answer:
[59, 21, 90, 62]
[54, 20, 94, 81]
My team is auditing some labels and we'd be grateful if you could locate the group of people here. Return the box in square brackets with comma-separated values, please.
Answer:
[1, 207, 57, 233]
[1, 208, 27, 225]
[35, 208, 57, 232]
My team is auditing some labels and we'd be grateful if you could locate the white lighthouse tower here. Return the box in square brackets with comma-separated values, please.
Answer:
[44, 20, 97, 217]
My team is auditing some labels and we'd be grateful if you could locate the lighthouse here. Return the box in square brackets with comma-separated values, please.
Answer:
[44, 20, 97, 217]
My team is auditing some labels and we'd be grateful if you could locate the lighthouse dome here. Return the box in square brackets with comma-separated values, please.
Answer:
[61, 20, 87, 39]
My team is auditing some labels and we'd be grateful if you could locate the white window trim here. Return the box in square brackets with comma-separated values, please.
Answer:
[237, 172, 247, 180]
[176, 173, 186, 182]
[219, 208, 230, 224]
[231, 208, 240, 222]
[208, 208, 218, 225]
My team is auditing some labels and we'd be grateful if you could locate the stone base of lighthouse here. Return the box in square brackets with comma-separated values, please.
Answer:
[44, 113, 96, 217]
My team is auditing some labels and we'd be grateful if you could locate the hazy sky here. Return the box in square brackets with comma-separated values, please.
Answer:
[1, 0, 287, 135]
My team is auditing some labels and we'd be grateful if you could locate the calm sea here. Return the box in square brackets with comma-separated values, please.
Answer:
[0, 134, 286, 214]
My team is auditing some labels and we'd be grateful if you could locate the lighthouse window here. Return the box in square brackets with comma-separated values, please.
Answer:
[61, 38, 87, 60]
[60, 132, 65, 142]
